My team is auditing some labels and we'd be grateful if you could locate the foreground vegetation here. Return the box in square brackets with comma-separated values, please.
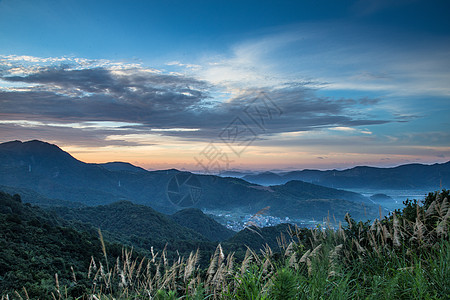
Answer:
[2, 190, 449, 299]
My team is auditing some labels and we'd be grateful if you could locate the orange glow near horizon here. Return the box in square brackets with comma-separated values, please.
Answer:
[60, 143, 450, 172]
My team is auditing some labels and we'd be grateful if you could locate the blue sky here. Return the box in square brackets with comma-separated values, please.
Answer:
[0, 0, 449, 171]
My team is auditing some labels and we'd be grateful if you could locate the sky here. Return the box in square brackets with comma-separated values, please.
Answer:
[0, 0, 449, 172]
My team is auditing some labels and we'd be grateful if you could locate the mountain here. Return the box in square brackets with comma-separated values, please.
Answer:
[0, 140, 379, 221]
[370, 193, 394, 202]
[218, 170, 254, 178]
[242, 171, 283, 185]
[242, 162, 450, 189]
[224, 223, 293, 253]
[48, 199, 295, 266]
[0, 190, 303, 296]
[271, 180, 371, 204]
[266, 180, 381, 220]
[0, 185, 85, 208]
[0, 140, 178, 212]
[98, 162, 147, 173]
[0, 191, 122, 297]
[170, 208, 235, 241]
[51, 201, 209, 245]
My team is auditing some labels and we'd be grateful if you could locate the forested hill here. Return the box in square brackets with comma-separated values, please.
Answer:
[0, 190, 296, 297]
[51, 201, 209, 246]
[224, 223, 294, 253]
[0, 140, 379, 221]
[170, 208, 235, 241]
[0, 191, 123, 297]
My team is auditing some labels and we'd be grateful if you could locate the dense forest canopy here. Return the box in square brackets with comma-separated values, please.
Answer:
[1, 189, 449, 298]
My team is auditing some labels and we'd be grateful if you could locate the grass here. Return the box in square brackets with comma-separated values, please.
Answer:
[4, 190, 450, 299]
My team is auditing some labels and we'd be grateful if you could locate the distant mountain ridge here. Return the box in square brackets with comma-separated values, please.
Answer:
[0, 140, 383, 220]
[242, 162, 450, 189]
[269, 180, 379, 219]
[98, 162, 148, 173]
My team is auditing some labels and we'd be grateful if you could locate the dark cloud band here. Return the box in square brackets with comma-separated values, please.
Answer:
[0, 62, 389, 146]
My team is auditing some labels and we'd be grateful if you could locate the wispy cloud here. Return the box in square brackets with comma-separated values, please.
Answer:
[0, 46, 446, 168]
[188, 23, 450, 98]
[0, 54, 390, 148]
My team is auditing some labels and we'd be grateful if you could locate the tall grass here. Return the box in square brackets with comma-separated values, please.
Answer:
[7, 190, 449, 299]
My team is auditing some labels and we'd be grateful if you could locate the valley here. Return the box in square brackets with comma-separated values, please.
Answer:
[0, 140, 449, 298]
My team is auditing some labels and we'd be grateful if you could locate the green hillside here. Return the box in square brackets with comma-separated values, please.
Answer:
[170, 208, 235, 241]
[0, 140, 380, 221]
[0, 190, 293, 298]
[5, 190, 448, 299]
[50, 201, 215, 254]
[224, 223, 293, 253]
[0, 185, 85, 208]
[0, 191, 123, 298]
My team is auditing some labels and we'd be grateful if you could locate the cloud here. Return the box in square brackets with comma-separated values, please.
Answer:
[0, 121, 154, 147]
[195, 22, 450, 98]
[0, 63, 211, 123]
[0, 55, 391, 148]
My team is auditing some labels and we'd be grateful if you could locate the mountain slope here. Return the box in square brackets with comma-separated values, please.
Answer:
[0, 140, 380, 221]
[0, 191, 120, 298]
[242, 162, 450, 189]
[0, 190, 308, 297]
[242, 171, 284, 185]
[224, 224, 293, 253]
[51, 201, 209, 245]
[98, 162, 147, 173]
[271, 180, 371, 204]
[0, 140, 176, 211]
[265, 180, 381, 220]
[170, 208, 235, 241]
[0, 185, 85, 208]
